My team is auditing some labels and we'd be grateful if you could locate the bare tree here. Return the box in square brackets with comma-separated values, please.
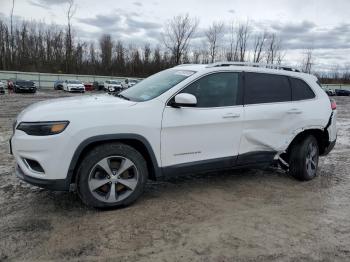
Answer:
[344, 64, 350, 82]
[265, 33, 283, 64]
[252, 31, 267, 63]
[225, 21, 235, 61]
[143, 43, 151, 65]
[99, 34, 113, 74]
[301, 49, 314, 73]
[65, 0, 76, 73]
[88, 42, 96, 74]
[192, 49, 201, 64]
[162, 14, 198, 65]
[10, 0, 15, 65]
[205, 21, 224, 63]
[236, 22, 250, 62]
[114, 40, 125, 74]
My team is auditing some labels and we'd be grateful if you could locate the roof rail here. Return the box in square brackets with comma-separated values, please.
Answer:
[206, 62, 300, 72]
[174, 63, 199, 67]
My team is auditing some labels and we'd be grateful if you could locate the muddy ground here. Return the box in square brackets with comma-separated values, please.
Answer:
[0, 90, 349, 261]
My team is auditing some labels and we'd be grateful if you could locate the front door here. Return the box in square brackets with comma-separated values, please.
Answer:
[161, 72, 244, 173]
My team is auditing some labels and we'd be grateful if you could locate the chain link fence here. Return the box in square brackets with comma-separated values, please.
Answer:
[0, 70, 142, 89]
[322, 84, 350, 91]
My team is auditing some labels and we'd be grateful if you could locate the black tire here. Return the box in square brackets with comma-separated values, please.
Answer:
[77, 143, 148, 209]
[289, 135, 319, 181]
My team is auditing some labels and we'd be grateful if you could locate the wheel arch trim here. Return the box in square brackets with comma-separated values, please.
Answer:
[67, 134, 162, 187]
[286, 126, 330, 155]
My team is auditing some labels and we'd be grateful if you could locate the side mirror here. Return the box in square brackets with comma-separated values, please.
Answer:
[171, 93, 197, 108]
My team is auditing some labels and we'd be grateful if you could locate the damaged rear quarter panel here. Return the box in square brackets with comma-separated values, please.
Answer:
[239, 99, 329, 155]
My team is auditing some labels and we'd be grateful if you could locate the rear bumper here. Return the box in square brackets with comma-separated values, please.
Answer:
[16, 164, 70, 191]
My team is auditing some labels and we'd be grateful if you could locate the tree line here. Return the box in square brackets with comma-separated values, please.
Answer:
[0, 9, 349, 83]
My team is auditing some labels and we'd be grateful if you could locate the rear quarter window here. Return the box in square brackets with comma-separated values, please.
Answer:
[244, 73, 291, 104]
[291, 78, 315, 101]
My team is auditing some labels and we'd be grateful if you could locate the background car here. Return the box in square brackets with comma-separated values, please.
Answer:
[13, 80, 36, 93]
[323, 87, 336, 96]
[121, 78, 140, 89]
[128, 79, 139, 87]
[54, 80, 64, 90]
[93, 81, 104, 91]
[335, 89, 350, 96]
[104, 80, 122, 92]
[84, 82, 94, 91]
[0, 81, 5, 94]
[63, 80, 85, 93]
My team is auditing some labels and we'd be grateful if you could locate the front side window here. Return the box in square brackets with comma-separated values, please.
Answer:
[291, 78, 315, 101]
[244, 73, 291, 104]
[179, 72, 241, 107]
[120, 69, 195, 102]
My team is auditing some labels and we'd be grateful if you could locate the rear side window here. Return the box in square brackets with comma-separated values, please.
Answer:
[290, 78, 315, 101]
[244, 73, 291, 104]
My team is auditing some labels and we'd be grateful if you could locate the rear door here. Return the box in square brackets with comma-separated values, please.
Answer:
[238, 72, 296, 164]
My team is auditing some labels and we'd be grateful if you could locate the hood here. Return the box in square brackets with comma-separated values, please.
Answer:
[17, 94, 137, 122]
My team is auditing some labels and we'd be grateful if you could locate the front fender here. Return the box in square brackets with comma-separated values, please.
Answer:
[66, 134, 162, 186]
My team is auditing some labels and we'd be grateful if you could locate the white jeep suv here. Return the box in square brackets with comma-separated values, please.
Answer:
[11, 62, 337, 208]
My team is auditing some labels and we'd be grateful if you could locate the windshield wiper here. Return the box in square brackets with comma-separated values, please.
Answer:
[116, 93, 130, 100]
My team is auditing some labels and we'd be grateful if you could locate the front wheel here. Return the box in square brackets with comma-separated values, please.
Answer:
[289, 135, 319, 181]
[77, 143, 148, 208]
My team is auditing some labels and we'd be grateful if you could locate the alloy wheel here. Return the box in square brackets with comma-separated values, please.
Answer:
[88, 156, 139, 203]
[305, 142, 318, 177]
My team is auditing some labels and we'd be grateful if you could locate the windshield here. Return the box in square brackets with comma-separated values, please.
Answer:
[16, 81, 34, 86]
[110, 81, 121, 84]
[68, 80, 81, 84]
[120, 69, 195, 102]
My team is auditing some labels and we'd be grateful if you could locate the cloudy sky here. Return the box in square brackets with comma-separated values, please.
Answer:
[1, 0, 349, 71]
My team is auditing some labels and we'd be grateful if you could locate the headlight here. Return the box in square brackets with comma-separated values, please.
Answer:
[17, 121, 69, 136]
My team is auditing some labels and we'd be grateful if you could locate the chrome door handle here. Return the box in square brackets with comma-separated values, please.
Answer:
[222, 113, 240, 119]
[287, 108, 303, 114]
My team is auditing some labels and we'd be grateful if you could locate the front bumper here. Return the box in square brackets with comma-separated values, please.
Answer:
[11, 128, 76, 186]
[16, 87, 36, 92]
[69, 88, 85, 92]
[16, 164, 70, 191]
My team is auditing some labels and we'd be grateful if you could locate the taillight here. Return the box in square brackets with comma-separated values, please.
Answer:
[330, 99, 337, 110]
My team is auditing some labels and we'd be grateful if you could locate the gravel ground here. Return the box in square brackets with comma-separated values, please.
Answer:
[0, 90, 350, 261]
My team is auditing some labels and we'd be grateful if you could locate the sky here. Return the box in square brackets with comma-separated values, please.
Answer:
[0, 0, 349, 71]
